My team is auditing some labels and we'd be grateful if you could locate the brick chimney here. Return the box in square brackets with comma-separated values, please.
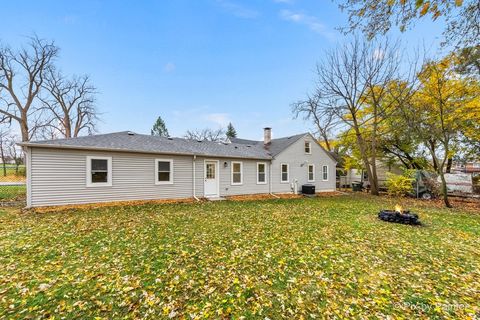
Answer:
[263, 127, 272, 145]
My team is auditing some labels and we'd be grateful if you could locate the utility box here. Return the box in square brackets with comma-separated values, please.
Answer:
[352, 181, 362, 192]
[302, 184, 315, 195]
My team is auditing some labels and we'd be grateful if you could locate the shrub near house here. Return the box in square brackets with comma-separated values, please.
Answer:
[386, 172, 414, 197]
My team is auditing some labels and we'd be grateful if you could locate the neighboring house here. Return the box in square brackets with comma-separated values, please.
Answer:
[336, 156, 403, 188]
[19, 128, 336, 207]
[452, 161, 480, 177]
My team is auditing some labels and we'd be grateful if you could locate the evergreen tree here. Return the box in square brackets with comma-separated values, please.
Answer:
[151, 116, 169, 137]
[226, 122, 237, 139]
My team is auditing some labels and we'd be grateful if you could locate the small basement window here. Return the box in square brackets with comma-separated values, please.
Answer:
[156, 159, 173, 184]
[231, 161, 243, 185]
[308, 164, 315, 182]
[86, 156, 112, 187]
[305, 141, 311, 154]
[257, 162, 267, 184]
[281, 163, 289, 183]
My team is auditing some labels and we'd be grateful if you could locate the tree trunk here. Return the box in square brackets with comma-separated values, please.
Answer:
[371, 106, 380, 195]
[446, 158, 453, 173]
[1, 148, 6, 177]
[369, 154, 379, 195]
[369, 113, 379, 195]
[427, 142, 452, 208]
[369, 158, 379, 195]
[354, 130, 379, 195]
[64, 115, 72, 138]
[429, 140, 439, 172]
[20, 113, 30, 142]
[438, 171, 452, 208]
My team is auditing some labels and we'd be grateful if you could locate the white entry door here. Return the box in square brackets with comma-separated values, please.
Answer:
[204, 161, 219, 197]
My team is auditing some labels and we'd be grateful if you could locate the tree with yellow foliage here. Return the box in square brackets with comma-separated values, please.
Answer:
[336, 0, 479, 49]
[402, 54, 480, 207]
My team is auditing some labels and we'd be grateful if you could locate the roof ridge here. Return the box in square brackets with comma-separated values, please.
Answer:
[233, 132, 309, 143]
[271, 132, 308, 141]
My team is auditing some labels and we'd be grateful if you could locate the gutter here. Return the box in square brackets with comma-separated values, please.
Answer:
[25, 147, 32, 208]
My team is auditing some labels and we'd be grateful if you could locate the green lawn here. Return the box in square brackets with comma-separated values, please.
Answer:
[0, 195, 479, 319]
[0, 185, 26, 201]
[0, 164, 26, 178]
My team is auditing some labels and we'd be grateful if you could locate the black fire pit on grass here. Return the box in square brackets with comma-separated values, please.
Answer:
[378, 209, 421, 225]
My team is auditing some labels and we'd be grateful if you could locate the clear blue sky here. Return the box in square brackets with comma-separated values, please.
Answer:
[1, 0, 445, 140]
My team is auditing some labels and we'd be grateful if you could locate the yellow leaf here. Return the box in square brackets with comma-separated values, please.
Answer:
[420, 2, 430, 16]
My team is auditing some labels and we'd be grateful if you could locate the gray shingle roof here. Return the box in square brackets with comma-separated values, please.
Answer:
[231, 133, 307, 156]
[229, 138, 260, 145]
[20, 131, 324, 160]
[21, 131, 272, 159]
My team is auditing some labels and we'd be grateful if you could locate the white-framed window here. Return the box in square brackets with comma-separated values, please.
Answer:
[86, 156, 112, 187]
[308, 164, 315, 182]
[305, 141, 311, 154]
[155, 159, 173, 184]
[281, 163, 289, 183]
[322, 165, 328, 181]
[257, 162, 267, 184]
[231, 161, 243, 185]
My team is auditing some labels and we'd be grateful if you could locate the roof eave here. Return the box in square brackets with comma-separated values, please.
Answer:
[18, 142, 272, 160]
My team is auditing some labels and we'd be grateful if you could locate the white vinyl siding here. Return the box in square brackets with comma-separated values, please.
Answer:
[257, 162, 267, 184]
[30, 148, 193, 207]
[155, 159, 173, 184]
[231, 161, 243, 185]
[86, 156, 112, 187]
[308, 164, 315, 182]
[194, 158, 270, 197]
[271, 134, 336, 193]
[281, 163, 289, 183]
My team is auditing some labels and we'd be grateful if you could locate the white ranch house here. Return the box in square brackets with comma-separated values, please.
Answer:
[19, 128, 336, 207]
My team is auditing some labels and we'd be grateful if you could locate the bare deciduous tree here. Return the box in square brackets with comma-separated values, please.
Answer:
[7, 135, 23, 175]
[184, 128, 226, 142]
[397, 56, 479, 207]
[41, 70, 98, 138]
[0, 128, 10, 176]
[310, 37, 400, 195]
[0, 36, 59, 142]
[292, 92, 337, 152]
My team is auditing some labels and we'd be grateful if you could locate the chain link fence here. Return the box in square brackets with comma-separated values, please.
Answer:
[0, 163, 26, 204]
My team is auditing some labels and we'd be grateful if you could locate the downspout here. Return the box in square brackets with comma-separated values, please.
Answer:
[192, 155, 200, 201]
[269, 159, 279, 198]
[25, 146, 32, 208]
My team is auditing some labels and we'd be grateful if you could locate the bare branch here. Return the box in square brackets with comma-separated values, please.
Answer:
[0, 35, 59, 142]
[184, 128, 227, 142]
[41, 68, 99, 138]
